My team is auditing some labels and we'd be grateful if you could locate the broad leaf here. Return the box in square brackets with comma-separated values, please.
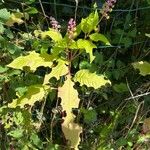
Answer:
[0, 8, 10, 21]
[5, 12, 29, 26]
[147, 0, 150, 5]
[54, 38, 68, 49]
[7, 51, 53, 72]
[44, 59, 68, 84]
[8, 129, 24, 138]
[81, 108, 97, 124]
[35, 28, 62, 42]
[113, 83, 128, 93]
[74, 24, 81, 38]
[132, 61, 150, 76]
[51, 46, 64, 56]
[8, 84, 50, 108]
[0, 66, 8, 73]
[81, 11, 99, 33]
[0, 23, 5, 34]
[145, 33, 150, 38]
[77, 39, 97, 63]
[58, 75, 82, 150]
[89, 33, 110, 45]
[25, 7, 38, 14]
[30, 133, 43, 149]
[68, 40, 78, 49]
[74, 69, 111, 89]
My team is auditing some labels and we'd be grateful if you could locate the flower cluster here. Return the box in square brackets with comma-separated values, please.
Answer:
[50, 16, 61, 31]
[100, 0, 117, 19]
[67, 18, 76, 39]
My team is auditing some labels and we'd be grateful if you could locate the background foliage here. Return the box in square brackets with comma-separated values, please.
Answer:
[0, 0, 150, 149]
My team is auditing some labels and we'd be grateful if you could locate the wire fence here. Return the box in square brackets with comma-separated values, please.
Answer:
[40, 2, 150, 12]
[5, 0, 150, 12]
[4, 0, 150, 49]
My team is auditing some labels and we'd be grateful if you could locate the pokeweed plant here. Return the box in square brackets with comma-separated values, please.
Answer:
[1, 2, 118, 149]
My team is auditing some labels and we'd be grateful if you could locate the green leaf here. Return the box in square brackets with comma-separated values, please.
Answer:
[81, 108, 97, 124]
[54, 38, 68, 49]
[94, 51, 103, 65]
[128, 28, 137, 37]
[44, 59, 68, 84]
[77, 39, 97, 63]
[40, 28, 62, 42]
[8, 129, 24, 138]
[89, 33, 110, 45]
[121, 37, 132, 48]
[0, 66, 8, 73]
[25, 0, 35, 4]
[7, 51, 53, 72]
[116, 138, 127, 146]
[74, 69, 111, 89]
[30, 133, 43, 149]
[81, 11, 99, 33]
[0, 22, 4, 33]
[147, 0, 150, 5]
[132, 61, 150, 76]
[8, 84, 50, 108]
[15, 87, 28, 97]
[14, 112, 24, 125]
[5, 28, 14, 39]
[25, 7, 38, 14]
[115, 29, 124, 35]
[112, 70, 120, 80]
[79, 61, 91, 69]
[0, 8, 10, 21]
[0, 35, 5, 41]
[68, 40, 78, 49]
[113, 83, 128, 93]
[51, 46, 64, 56]
[145, 33, 150, 38]
[74, 24, 81, 38]
[7, 43, 23, 54]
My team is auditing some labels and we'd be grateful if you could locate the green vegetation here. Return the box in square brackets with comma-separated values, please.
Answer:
[0, 0, 150, 149]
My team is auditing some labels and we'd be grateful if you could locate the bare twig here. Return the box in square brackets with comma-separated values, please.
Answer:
[126, 101, 144, 137]
[126, 78, 135, 100]
[74, 0, 78, 20]
[125, 92, 150, 100]
[38, 0, 49, 27]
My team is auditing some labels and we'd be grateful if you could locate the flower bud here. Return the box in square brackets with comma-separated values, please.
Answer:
[50, 16, 61, 31]
[100, 0, 117, 19]
[67, 18, 76, 39]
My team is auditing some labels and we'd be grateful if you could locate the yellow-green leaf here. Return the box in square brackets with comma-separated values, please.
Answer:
[36, 28, 62, 42]
[5, 12, 29, 26]
[8, 85, 50, 108]
[34, 28, 62, 42]
[89, 33, 111, 45]
[74, 69, 111, 89]
[43, 59, 68, 84]
[145, 33, 150, 38]
[81, 11, 99, 33]
[58, 75, 82, 150]
[77, 39, 97, 63]
[7, 51, 53, 72]
[132, 61, 150, 76]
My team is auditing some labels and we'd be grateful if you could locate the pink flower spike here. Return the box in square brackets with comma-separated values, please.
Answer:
[67, 18, 76, 39]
